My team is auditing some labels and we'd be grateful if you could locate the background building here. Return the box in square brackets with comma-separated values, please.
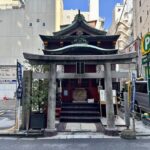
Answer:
[132, 0, 150, 78]
[0, 0, 63, 99]
[62, 0, 104, 30]
[108, 0, 133, 51]
[0, 0, 62, 66]
[133, 0, 150, 40]
[108, 0, 135, 88]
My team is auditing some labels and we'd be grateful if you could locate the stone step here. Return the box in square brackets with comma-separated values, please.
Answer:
[60, 102, 101, 123]
[61, 111, 100, 117]
[61, 106, 100, 111]
[62, 102, 99, 107]
[60, 116, 101, 123]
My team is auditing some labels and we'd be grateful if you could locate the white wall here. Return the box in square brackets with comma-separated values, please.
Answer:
[0, 0, 56, 65]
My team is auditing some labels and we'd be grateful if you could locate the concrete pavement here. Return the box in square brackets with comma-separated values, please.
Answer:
[0, 100, 16, 110]
[0, 99, 150, 138]
[0, 138, 150, 150]
[0, 100, 16, 133]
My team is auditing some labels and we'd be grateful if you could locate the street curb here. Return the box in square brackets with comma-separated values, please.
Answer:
[0, 133, 44, 138]
[0, 131, 150, 139]
[136, 134, 150, 137]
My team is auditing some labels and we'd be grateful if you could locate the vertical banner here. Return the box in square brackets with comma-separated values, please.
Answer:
[16, 61, 23, 131]
[17, 61, 23, 100]
[130, 73, 136, 112]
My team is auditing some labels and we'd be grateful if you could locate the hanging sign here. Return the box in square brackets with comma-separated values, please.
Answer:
[141, 32, 150, 56]
[130, 73, 136, 112]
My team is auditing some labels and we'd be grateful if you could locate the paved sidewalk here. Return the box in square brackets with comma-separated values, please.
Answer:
[66, 123, 97, 132]
[0, 100, 16, 133]
[0, 111, 150, 138]
[0, 100, 16, 110]
[38, 132, 119, 139]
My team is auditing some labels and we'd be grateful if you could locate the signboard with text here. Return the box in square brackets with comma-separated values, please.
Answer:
[145, 66, 150, 79]
[141, 32, 150, 56]
[99, 90, 116, 104]
[17, 62, 23, 99]
[0, 66, 16, 80]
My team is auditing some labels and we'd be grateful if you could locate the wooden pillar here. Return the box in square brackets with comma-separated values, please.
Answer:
[21, 70, 32, 130]
[104, 63, 115, 129]
[46, 64, 56, 132]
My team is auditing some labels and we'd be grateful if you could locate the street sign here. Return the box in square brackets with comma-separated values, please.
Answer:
[142, 56, 148, 64]
[130, 73, 136, 112]
[145, 66, 150, 79]
[141, 32, 150, 56]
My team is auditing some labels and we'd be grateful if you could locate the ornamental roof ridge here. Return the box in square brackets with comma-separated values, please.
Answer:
[72, 10, 86, 23]
[53, 11, 107, 36]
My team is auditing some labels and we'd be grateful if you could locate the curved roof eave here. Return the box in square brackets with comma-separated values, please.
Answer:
[42, 43, 118, 55]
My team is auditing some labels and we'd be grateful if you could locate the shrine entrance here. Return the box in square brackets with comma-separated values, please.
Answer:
[22, 13, 137, 133]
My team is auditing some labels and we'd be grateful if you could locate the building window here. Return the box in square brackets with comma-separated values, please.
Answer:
[147, 10, 149, 15]
[139, 0, 141, 7]
[140, 16, 142, 23]
[43, 22, 45, 26]
[29, 23, 32, 26]
[36, 19, 40, 22]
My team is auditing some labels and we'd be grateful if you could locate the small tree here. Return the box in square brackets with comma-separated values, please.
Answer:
[30, 65, 49, 113]
[31, 79, 48, 112]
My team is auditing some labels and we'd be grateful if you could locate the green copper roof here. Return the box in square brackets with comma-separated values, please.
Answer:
[53, 13, 107, 36]
[40, 35, 120, 42]
[43, 43, 118, 55]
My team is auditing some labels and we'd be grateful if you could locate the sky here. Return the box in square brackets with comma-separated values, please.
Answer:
[63, 0, 123, 30]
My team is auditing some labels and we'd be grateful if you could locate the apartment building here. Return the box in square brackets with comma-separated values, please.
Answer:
[133, 0, 150, 39]
[62, 0, 104, 30]
[108, 0, 133, 51]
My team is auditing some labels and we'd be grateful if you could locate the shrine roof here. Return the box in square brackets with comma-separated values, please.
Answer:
[42, 43, 118, 55]
[53, 13, 107, 36]
[39, 35, 120, 42]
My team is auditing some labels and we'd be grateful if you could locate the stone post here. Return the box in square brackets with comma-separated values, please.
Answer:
[124, 92, 130, 128]
[46, 64, 57, 134]
[104, 63, 115, 129]
[21, 70, 32, 130]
